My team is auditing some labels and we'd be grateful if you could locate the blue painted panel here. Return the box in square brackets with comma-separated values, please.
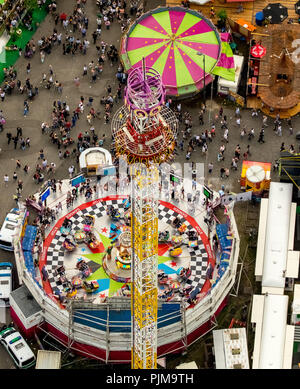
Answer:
[74, 303, 181, 333]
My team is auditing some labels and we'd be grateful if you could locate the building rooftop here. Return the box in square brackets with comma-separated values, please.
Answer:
[213, 328, 250, 369]
[10, 284, 42, 319]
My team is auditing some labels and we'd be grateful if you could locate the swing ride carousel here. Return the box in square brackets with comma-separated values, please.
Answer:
[10, 173, 240, 363]
[10, 60, 240, 363]
[111, 65, 178, 165]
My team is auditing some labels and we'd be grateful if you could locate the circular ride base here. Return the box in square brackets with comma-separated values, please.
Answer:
[41, 193, 215, 304]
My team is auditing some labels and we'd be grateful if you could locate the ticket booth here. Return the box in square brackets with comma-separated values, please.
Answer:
[79, 147, 113, 176]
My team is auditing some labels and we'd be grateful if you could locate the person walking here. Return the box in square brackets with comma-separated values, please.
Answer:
[208, 162, 214, 174]
[223, 128, 229, 143]
[246, 144, 251, 156]
[258, 129, 265, 143]
[13, 136, 18, 149]
[262, 115, 268, 127]
[276, 124, 282, 136]
[3, 174, 9, 187]
[16, 127, 22, 138]
[23, 100, 29, 116]
[248, 128, 255, 140]
[68, 165, 74, 178]
[6, 132, 12, 145]
[220, 167, 225, 178]
[240, 127, 247, 138]
[287, 118, 293, 135]
[198, 110, 204, 125]
[231, 158, 238, 171]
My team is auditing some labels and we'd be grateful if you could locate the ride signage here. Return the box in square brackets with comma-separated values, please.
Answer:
[250, 44, 266, 58]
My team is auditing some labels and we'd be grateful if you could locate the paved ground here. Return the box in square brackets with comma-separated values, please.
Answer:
[0, 0, 298, 368]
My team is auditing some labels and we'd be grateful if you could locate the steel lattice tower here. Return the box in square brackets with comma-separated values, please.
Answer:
[131, 164, 159, 369]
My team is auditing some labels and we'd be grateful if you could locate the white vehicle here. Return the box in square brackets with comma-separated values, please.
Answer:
[0, 262, 12, 306]
[0, 208, 21, 251]
[0, 326, 36, 368]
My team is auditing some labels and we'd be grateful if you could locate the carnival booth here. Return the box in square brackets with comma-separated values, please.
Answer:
[227, 18, 256, 42]
[240, 161, 271, 198]
[79, 147, 113, 176]
[218, 55, 244, 95]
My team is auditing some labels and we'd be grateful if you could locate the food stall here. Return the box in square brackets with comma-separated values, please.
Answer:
[218, 54, 244, 95]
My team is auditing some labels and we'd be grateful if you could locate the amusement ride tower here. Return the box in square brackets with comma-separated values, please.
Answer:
[111, 63, 178, 165]
[131, 164, 159, 369]
[112, 64, 176, 368]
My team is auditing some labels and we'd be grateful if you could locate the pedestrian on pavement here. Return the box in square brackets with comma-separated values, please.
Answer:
[208, 162, 214, 173]
[251, 108, 258, 118]
[13, 172, 17, 181]
[240, 127, 246, 138]
[258, 129, 265, 143]
[13, 136, 18, 149]
[16, 127, 22, 138]
[217, 152, 224, 162]
[68, 165, 74, 178]
[223, 128, 229, 143]
[3, 174, 9, 187]
[231, 158, 238, 170]
[6, 132, 12, 145]
[246, 145, 251, 156]
[198, 110, 204, 125]
[23, 100, 29, 116]
[220, 167, 225, 178]
[248, 128, 255, 140]
[262, 115, 268, 127]
[276, 124, 282, 136]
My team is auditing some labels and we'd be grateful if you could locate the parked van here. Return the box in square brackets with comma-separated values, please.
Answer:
[0, 208, 20, 251]
[0, 262, 13, 306]
[0, 326, 36, 368]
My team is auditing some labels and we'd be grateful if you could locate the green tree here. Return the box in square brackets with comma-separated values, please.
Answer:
[24, 0, 38, 11]
[217, 9, 227, 20]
